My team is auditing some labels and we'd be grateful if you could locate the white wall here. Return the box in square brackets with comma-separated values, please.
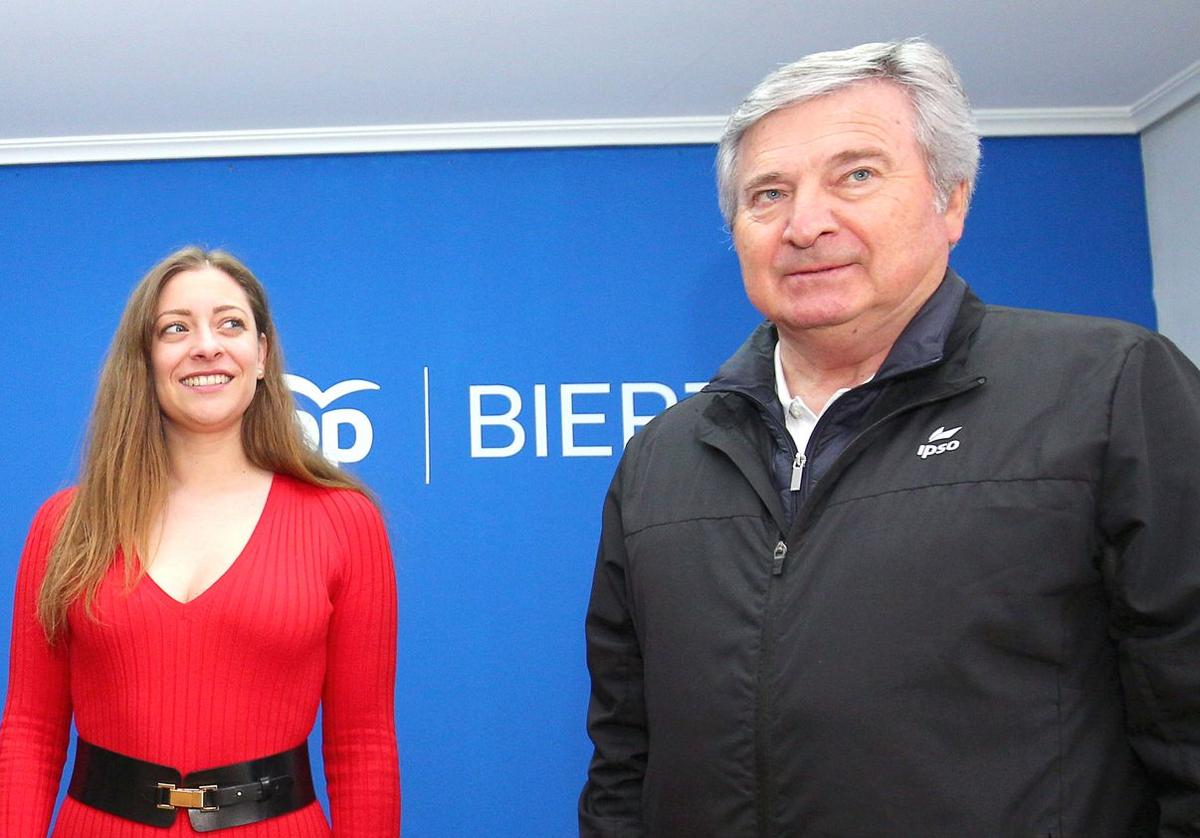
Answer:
[1143, 95, 1200, 363]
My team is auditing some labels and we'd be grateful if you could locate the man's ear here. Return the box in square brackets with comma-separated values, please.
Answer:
[943, 181, 969, 246]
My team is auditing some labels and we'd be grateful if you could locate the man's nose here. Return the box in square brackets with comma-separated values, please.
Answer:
[783, 188, 838, 248]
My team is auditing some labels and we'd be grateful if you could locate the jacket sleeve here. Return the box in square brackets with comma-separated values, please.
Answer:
[320, 489, 401, 836]
[1098, 334, 1200, 836]
[579, 464, 648, 838]
[0, 492, 74, 837]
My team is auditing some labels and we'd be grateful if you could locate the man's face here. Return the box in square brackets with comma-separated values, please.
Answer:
[731, 80, 967, 341]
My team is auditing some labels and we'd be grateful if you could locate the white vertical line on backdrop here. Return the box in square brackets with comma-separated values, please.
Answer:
[423, 366, 431, 485]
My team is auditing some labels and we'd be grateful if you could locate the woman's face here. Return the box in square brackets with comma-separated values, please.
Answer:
[150, 267, 267, 442]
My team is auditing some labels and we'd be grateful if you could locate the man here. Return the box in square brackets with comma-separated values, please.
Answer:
[580, 39, 1200, 837]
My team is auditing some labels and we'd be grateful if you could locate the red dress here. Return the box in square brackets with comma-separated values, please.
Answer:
[0, 475, 400, 836]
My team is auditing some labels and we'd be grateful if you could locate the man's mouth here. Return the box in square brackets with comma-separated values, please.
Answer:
[783, 263, 852, 277]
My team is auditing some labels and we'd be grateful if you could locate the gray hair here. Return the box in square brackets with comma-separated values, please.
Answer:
[715, 39, 980, 226]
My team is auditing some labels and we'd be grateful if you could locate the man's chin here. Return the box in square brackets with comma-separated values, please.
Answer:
[763, 294, 861, 333]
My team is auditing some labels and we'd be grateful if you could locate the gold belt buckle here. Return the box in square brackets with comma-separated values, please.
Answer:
[156, 782, 219, 811]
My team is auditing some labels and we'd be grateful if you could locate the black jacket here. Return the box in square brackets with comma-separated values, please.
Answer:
[580, 276, 1200, 837]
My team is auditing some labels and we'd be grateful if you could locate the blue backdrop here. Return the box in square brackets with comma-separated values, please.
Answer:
[0, 134, 1153, 835]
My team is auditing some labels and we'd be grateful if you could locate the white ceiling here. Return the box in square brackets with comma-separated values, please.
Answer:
[3, 0, 1199, 161]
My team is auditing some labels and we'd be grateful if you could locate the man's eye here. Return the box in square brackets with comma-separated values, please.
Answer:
[754, 188, 784, 204]
[847, 169, 872, 182]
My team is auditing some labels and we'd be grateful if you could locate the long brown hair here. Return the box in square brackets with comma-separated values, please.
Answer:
[38, 246, 366, 640]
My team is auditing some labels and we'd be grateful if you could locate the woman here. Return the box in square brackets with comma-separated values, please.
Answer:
[0, 247, 400, 835]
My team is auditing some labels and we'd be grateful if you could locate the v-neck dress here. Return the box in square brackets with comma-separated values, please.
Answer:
[0, 475, 400, 836]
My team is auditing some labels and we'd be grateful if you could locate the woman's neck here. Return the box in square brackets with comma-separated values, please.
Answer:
[164, 423, 268, 491]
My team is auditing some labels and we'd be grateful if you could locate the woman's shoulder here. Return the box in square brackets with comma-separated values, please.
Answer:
[270, 476, 390, 586]
[272, 473, 382, 531]
[30, 487, 76, 532]
[271, 471, 372, 504]
[16, 488, 76, 574]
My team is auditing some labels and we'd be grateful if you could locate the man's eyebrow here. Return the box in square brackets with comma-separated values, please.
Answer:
[741, 171, 786, 194]
[828, 147, 893, 167]
[740, 148, 894, 194]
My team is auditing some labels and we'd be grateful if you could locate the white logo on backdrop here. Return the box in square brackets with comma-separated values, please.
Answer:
[468, 380, 707, 458]
[419, 368, 708, 486]
[285, 374, 381, 464]
[420, 364, 705, 482]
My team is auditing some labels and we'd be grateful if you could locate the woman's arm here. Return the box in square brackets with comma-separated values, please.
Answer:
[319, 489, 400, 836]
[0, 491, 75, 837]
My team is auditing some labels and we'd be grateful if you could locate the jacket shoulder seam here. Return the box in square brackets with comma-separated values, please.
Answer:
[823, 476, 1096, 511]
[624, 512, 771, 540]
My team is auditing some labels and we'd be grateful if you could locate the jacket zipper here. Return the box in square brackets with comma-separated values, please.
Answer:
[771, 540, 788, 575]
[756, 537, 788, 837]
[788, 452, 806, 492]
[753, 374, 986, 838]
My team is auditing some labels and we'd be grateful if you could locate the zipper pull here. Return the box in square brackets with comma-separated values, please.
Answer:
[789, 452, 806, 491]
[771, 541, 788, 575]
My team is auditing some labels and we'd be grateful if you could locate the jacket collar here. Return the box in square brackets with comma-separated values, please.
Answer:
[704, 268, 977, 401]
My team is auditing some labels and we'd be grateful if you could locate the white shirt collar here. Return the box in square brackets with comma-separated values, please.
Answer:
[773, 340, 869, 454]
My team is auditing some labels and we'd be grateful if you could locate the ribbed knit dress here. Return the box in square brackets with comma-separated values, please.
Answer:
[0, 474, 400, 836]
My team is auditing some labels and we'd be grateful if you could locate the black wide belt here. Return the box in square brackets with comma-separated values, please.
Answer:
[68, 737, 315, 831]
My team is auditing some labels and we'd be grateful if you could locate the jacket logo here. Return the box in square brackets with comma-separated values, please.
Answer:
[917, 426, 962, 459]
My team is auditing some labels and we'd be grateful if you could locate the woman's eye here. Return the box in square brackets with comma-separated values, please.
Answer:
[220, 318, 246, 331]
[161, 323, 186, 336]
